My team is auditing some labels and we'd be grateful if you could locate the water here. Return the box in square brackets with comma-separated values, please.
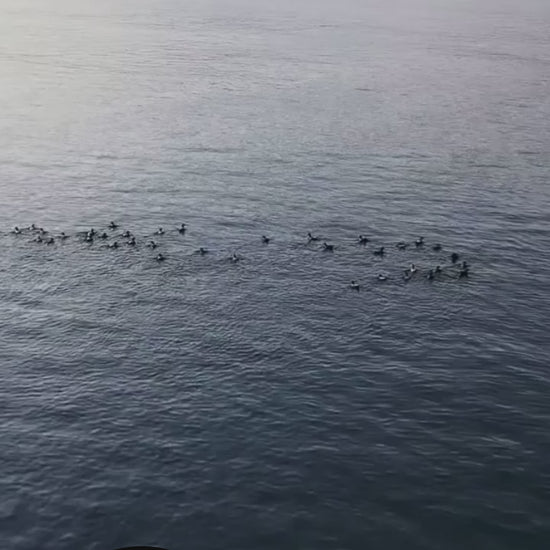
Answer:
[1, 0, 550, 548]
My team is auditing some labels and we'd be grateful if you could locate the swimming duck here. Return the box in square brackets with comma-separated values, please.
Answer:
[84, 234, 93, 243]
[122, 230, 132, 239]
[12, 226, 21, 235]
[35, 235, 43, 243]
[29, 223, 37, 231]
[396, 241, 408, 250]
[262, 235, 270, 244]
[127, 236, 136, 246]
[198, 247, 209, 255]
[350, 280, 360, 291]
[459, 267, 469, 278]
[147, 240, 157, 249]
[415, 236, 424, 247]
[432, 243, 442, 251]
[461, 260, 469, 269]
[451, 252, 459, 264]
[230, 253, 241, 263]
[108, 221, 118, 230]
[435, 265, 442, 274]
[323, 242, 334, 252]
[373, 246, 385, 256]
[409, 264, 417, 274]
[307, 232, 319, 242]
[156, 253, 165, 262]
[108, 241, 119, 249]
[46, 237, 55, 245]
[59, 232, 69, 240]
[178, 223, 186, 234]
[403, 271, 412, 282]
[358, 235, 369, 245]
[99, 232, 108, 240]
[377, 274, 388, 281]
[156, 227, 165, 235]
[427, 269, 435, 280]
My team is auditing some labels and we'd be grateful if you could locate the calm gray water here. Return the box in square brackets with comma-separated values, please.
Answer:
[1, 0, 550, 548]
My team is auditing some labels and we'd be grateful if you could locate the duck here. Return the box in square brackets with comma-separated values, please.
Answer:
[127, 236, 136, 246]
[451, 252, 459, 264]
[89, 228, 96, 237]
[45, 237, 55, 245]
[377, 274, 388, 281]
[435, 265, 442, 274]
[396, 241, 408, 250]
[108, 221, 118, 230]
[461, 260, 469, 269]
[178, 223, 186, 234]
[108, 241, 119, 249]
[307, 232, 319, 242]
[403, 271, 412, 282]
[156, 227, 165, 236]
[415, 236, 424, 247]
[99, 232, 108, 240]
[358, 235, 369, 245]
[198, 247, 209, 255]
[84, 234, 93, 243]
[409, 264, 417, 274]
[147, 240, 157, 249]
[261, 235, 270, 244]
[323, 242, 334, 252]
[350, 280, 360, 291]
[230, 253, 241, 263]
[35, 235, 43, 243]
[427, 269, 435, 281]
[459, 267, 469, 278]
[59, 232, 69, 240]
[12, 226, 21, 235]
[156, 253, 165, 262]
[373, 246, 385, 256]
[29, 223, 37, 231]
[432, 243, 442, 251]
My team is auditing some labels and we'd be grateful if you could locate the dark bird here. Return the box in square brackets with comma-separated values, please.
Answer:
[307, 232, 319, 242]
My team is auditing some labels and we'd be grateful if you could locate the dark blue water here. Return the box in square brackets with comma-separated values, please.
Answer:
[1, 0, 550, 549]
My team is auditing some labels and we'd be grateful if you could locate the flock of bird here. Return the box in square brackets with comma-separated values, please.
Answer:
[8, 222, 471, 290]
